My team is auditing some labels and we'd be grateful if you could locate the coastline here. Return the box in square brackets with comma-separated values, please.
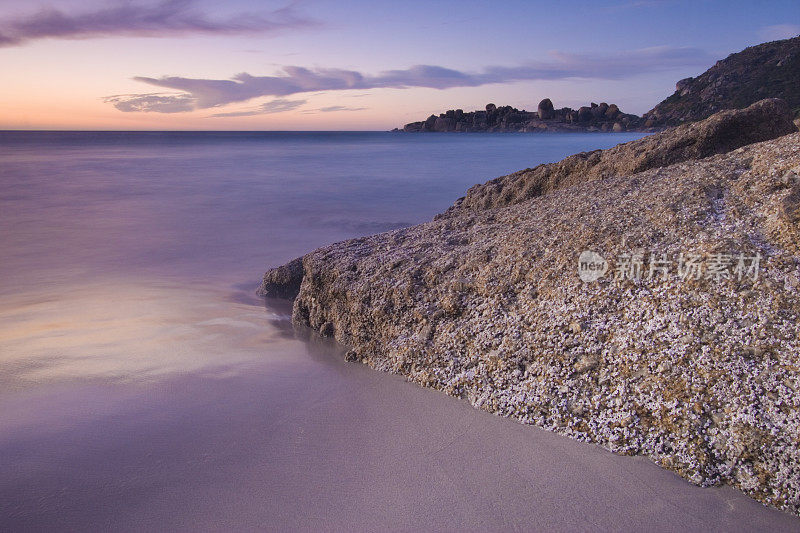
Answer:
[260, 101, 800, 515]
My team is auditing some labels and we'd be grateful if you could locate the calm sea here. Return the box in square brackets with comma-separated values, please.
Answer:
[4, 131, 793, 531]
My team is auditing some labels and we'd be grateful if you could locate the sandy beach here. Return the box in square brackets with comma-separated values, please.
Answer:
[2, 317, 798, 531]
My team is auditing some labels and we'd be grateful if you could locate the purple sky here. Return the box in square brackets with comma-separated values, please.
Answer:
[1, 0, 798, 129]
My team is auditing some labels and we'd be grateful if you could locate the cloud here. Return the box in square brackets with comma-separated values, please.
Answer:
[758, 24, 800, 42]
[209, 98, 306, 117]
[103, 92, 196, 113]
[299, 105, 367, 114]
[0, 0, 314, 47]
[317, 106, 367, 112]
[109, 46, 715, 113]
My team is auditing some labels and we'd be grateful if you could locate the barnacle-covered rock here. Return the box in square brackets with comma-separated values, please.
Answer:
[260, 110, 800, 515]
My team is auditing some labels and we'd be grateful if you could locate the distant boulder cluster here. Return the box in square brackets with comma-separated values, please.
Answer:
[401, 98, 644, 133]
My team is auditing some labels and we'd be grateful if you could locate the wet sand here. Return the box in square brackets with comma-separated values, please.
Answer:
[1, 296, 798, 531]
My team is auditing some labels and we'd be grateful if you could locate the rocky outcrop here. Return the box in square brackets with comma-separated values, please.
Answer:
[399, 99, 643, 133]
[257, 256, 304, 299]
[644, 35, 800, 127]
[399, 37, 800, 134]
[260, 99, 800, 515]
[445, 98, 797, 214]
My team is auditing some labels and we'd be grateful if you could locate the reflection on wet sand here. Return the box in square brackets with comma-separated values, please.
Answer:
[0, 279, 296, 387]
[1, 285, 798, 531]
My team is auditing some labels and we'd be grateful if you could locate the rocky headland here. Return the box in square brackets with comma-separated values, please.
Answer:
[446, 99, 795, 213]
[399, 99, 644, 133]
[260, 99, 800, 515]
[399, 35, 800, 134]
[644, 36, 800, 127]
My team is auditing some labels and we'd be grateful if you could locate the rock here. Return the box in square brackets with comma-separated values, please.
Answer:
[537, 98, 555, 120]
[577, 106, 593, 122]
[592, 103, 609, 118]
[319, 321, 335, 337]
[344, 350, 361, 362]
[675, 77, 694, 96]
[612, 122, 624, 132]
[400, 100, 642, 133]
[780, 183, 800, 224]
[574, 354, 599, 373]
[257, 256, 304, 299]
[645, 36, 800, 126]
[433, 116, 455, 132]
[781, 170, 799, 186]
[656, 361, 673, 373]
[448, 98, 797, 213]
[263, 109, 800, 515]
[742, 345, 766, 360]
[569, 403, 586, 417]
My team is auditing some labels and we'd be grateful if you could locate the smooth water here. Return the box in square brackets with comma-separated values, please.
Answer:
[2, 131, 796, 531]
[0, 131, 646, 386]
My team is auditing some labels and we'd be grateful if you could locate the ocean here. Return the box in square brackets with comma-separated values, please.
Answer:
[4, 131, 790, 530]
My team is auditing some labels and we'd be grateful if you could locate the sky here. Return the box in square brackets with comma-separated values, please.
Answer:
[0, 0, 798, 130]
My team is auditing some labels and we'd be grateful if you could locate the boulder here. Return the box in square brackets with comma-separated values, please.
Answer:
[263, 123, 800, 516]
[537, 98, 555, 120]
[424, 114, 437, 130]
[577, 106, 593, 122]
[433, 117, 455, 132]
[257, 257, 304, 299]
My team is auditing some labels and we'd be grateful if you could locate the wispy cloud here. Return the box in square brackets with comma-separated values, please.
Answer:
[108, 46, 715, 113]
[300, 105, 367, 114]
[318, 105, 367, 112]
[0, 0, 314, 47]
[209, 98, 306, 117]
[758, 24, 800, 42]
[103, 92, 196, 113]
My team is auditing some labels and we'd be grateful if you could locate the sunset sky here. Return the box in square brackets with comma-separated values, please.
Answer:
[1, 0, 798, 130]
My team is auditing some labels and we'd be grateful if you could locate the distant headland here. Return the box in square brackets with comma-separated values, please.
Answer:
[397, 35, 800, 134]
[396, 99, 649, 133]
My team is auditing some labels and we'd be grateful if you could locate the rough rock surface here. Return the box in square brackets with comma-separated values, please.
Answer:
[257, 256, 304, 299]
[537, 98, 555, 120]
[446, 99, 797, 214]
[644, 36, 800, 126]
[399, 99, 643, 133]
[260, 107, 800, 515]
